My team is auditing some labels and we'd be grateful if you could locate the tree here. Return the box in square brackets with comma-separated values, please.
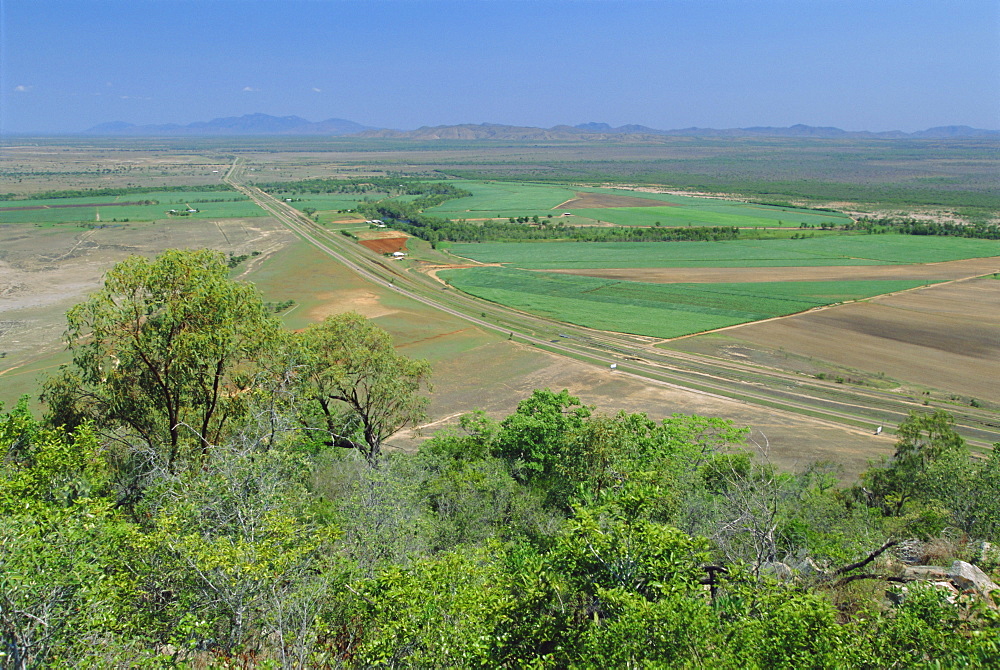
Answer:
[293, 312, 431, 465]
[859, 410, 967, 516]
[0, 401, 138, 669]
[491, 388, 591, 486]
[42, 249, 283, 473]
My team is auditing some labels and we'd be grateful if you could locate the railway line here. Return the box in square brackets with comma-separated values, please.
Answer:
[225, 160, 1000, 450]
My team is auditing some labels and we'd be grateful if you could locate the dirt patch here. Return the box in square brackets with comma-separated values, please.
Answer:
[390, 339, 892, 477]
[306, 289, 397, 320]
[359, 237, 408, 255]
[599, 184, 739, 200]
[547, 257, 1000, 284]
[355, 229, 407, 241]
[554, 192, 680, 210]
[0, 218, 293, 388]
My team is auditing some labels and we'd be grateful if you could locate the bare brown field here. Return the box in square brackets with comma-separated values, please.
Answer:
[554, 191, 680, 209]
[548, 257, 1000, 283]
[392, 339, 892, 477]
[670, 277, 1000, 403]
[0, 218, 293, 398]
[0, 145, 228, 194]
[358, 236, 408, 254]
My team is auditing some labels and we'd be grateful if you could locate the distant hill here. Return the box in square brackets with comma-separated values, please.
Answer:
[82, 114, 998, 140]
[83, 113, 371, 136]
[360, 122, 1000, 141]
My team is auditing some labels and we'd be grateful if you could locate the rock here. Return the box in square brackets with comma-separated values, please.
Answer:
[931, 581, 960, 604]
[760, 561, 794, 580]
[892, 539, 924, 565]
[948, 561, 999, 600]
[901, 565, 949, 580]
[789, 556, 828, 577]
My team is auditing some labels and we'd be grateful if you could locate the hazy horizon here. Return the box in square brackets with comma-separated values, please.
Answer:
[3, 0, 998, 135]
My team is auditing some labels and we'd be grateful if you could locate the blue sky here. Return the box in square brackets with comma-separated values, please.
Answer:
[2, 0, 998, 133]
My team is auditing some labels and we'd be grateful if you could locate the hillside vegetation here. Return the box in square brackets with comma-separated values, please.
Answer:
[3, 250, 999, 668]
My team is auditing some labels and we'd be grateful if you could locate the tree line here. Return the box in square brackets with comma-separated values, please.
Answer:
[356, 199, 741, 244]
[0, 184, 233, 202]
[2, 249, 998, 667]
[847, 216, 1000, 240]
[257, 177, 471, 201]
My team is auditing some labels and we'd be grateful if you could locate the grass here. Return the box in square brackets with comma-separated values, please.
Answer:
[0, 190, 262, 224]
[437, 266, 938, 338]
[448, 236, 1000, 269]
[425, 180, 853, 228]
[426, 180, 580, 214]
[271, 192, 391, 214]
[574, 186, 852, 227]
[570, 205, 848, 228]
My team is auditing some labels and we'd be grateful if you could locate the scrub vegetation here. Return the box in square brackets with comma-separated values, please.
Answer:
[3, 249, 999, 667]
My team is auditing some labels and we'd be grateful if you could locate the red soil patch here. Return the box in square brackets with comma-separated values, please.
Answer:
[359, 237, 408, 254]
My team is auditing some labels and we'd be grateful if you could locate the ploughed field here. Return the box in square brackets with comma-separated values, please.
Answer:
[668, 276, 1000, 404]
[441, 236, 1000, 402]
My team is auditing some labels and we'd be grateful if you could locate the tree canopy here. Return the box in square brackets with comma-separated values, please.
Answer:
[293, 312, 431, 464]
[42, 249, 283, 472]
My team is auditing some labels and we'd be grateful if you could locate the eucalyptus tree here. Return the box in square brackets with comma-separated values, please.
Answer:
[42, 249, 283, 472]
[293, 312, 431, 465]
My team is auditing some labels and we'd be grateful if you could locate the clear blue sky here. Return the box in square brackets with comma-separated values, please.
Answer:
[2, 0, 998, 133]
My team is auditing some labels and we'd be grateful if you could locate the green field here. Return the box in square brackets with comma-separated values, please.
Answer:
[427, 180, 578, 215]
[449, 236, 1000, 269]
[0, 190, 263, 224]
[425, 180, 852, 227]
[438, 266, 937, 338]
[576, 186, 852, 227]
[571, 205, 848, 229]
[270, 192, 392, 214]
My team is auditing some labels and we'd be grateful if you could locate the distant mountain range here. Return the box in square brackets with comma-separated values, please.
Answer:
[82, 114, 999, 140]
[85, 114, 372, 136]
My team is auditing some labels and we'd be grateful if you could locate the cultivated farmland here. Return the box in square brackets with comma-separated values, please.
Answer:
[448, 236, 1000, 268]
[668, 276, 1000, 403]
[436, 266, 938, 339]
[3, 136, 998, 472]
[0, 190, 263, 225]
[427, 180, 853, 228]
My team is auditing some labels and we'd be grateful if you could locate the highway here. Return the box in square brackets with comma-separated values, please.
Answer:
[225, 160, 1000, 450]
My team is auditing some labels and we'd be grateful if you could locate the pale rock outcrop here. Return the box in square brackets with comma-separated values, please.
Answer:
[948, 560, 999, 601]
